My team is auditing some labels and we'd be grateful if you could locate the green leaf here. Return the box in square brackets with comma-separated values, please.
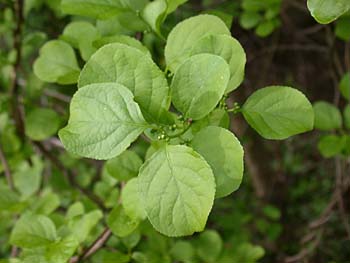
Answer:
[93, 35, 150, 55]
[171, 54, 230, 120]
[344, 105, 350, 129]
[255, 20, 275, 37]
[106, 150, 143, 181]
[68, 210, 103, 243]
[307, 0, 350, 24]
[170, 241, 195, 262]
[335, 16, 350, 41]
[165, 14, 231, 72]
[25, 108, 60, 141]
[14, 156, 43, 199]
[191, 126, 243, 198]
[10, 214, 57, 248]
[78, 43, 170, 123]
[122, 178, 146, 220]
[313, 101, 342, 131]
[61, 21, 100, 61]
[167, 0, 188, 13]
[66, 202, 85, 220]
[195, 230, 223, 263]
[141, 0, 167, 35]
[107, 205, 139, 237]
[31, 190, 60, 215]
[191, 34, 246, 92]
[318, 135, 345, 158]
[339, 72, 350, 100]
[239, 12, 262, 29]
[33, 40, 80, 84]
[138, 145, 215, 236]
[0, 186, 22, 212]
[242, 86, 314, 140]
[59, 83, 148, 160]
[61, 0, 125, 19]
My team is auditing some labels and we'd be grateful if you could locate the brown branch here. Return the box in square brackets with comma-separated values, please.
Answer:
[0, 144, 14, 190]
[33, 141, 106, 211]
[69, 228, 112, 263]
[10, 0, 25, 140]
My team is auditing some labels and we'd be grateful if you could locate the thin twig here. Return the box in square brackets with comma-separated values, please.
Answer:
[69, 228, 112, 263]
[0, 144, 14, 190]
[10, 0, 25, 140]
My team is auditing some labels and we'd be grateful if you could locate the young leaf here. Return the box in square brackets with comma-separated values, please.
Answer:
[93, 35, 150, 55]
[0, 186, 22, 212]
[339, 73, 350, 100]
[191, 126, 244, 198]
[307, 0, 350, 24]
[106, 150, 143, 181]
[138, 145, 215, 237]
[61, 21, 100, 61]
[141, 0, 167, 35]
[78, 43, 170, 123]
[317, 135, 345, 158]
[167, 0, 188, 13]
[313, 101, 342, 131]
[107, 205, 139, 237]
[191, 34, 246, 92]
[25, 108, 60, 141]
[171, 54, 230, 120]
[165, 14, 231, 72]
[61, 0, 125, 19]
[10, 214, 57, 248]
[195, 230, 223, 263]
[242, 86, 314, 140]
[59, 83, 148, 160]
[122, 178, 147, 220]
[68, 210, 103, 243]
[170, 241, 195, 262]
[33, 40, 80, 84]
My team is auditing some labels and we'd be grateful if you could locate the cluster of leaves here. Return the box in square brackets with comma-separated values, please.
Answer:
[313, 73, 350, 158]
[239, 0, 281, 37]
[0, 0, 321, 262]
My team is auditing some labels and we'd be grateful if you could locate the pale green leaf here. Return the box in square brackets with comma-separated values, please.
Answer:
[31, 190, 60, 215]
[165, 14, 231, 72]
[191, 34, 246, 92]
[78, 43, 170, 123]
[138, 145, 215, 236]
[0, 186, 23, 212]
[33, 40, 80, 84]
[307, 0, 350, 24]
[171, 54, 230, 120]
[59, 83, 148, 160]
[106, 150, 143, 181]
[242, 86, 314, 140]
[313, 101, 342, 131]
[25, 108, 60, 141]
[167, 0, 188, 13]
[10, 214, 57, 248]
[61, 0, 125, 19]
[141, 0, 167, 35]
[122, 178, 146, 220]
[61, 21, 100, 61]
[93, 35, 150, 55]
[107, 205, 139, 237]
[191, 126, 244, 198]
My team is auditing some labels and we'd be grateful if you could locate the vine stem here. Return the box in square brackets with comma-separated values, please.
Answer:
[0, 144, 14, 190]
